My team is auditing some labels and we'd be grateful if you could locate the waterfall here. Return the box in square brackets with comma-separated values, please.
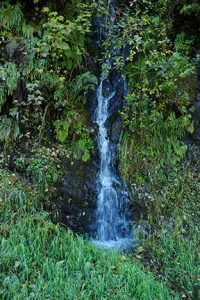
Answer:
[93, 1, 133, 249]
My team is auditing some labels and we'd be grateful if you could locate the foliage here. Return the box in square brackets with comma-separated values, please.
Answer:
[0, 172, 178, 299]
[40, 6, 90, 70]
[101, 3, 199, 297]
[73, 71, 98, 96]
[0, 169, 38, 222]
[0, 62, 20, 111]
[133, 150, 200, 298]
[0, 2, 24, 34]
[179, 1, 200, 15]
[0, 116, 19, 144]
[14, 147, 62, 200]
[54, 112, 94, 162]
[119, 112, 192, 184]
[143, 221, 199, 299]
[0, 217, 178, 300]
[0, 1, 95, 159]
[106, 3, 198, 184]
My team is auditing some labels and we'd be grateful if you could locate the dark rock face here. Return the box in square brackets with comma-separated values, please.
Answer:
[110, 119, 123, 144]
[191, 65, 200, 142]
[192, 94, 200, 142]
[59, 157, 98, 235]
[5, 40, 19, 57]
[95, 70, 126, 141]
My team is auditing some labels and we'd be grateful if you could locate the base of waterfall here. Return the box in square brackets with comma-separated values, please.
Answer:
[93, 237, 135, 251]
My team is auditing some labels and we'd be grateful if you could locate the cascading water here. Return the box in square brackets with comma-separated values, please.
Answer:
[94, 1, 133, 249]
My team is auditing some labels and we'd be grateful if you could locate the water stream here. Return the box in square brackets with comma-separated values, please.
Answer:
[94, 1, 133, 249]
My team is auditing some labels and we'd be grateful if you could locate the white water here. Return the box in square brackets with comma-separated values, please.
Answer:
[94, 77, 133, 249]
[92, 0, 133, 250]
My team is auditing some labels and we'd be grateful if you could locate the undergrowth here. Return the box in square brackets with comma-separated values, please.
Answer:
[0, 170, 179, 300]
[132, 148, 200, 299]
[0, 0, 96, 161]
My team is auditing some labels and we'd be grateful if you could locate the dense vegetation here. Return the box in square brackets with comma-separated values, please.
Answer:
[0, 170, 180, 299]
[0, 0, 199, 299]
[0, 0, 96, 161]
[116, 2, 200, 298]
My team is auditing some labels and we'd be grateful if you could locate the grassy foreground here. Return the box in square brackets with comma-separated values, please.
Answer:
[0, 170, 179, 300]
[0, 213, 179, 300]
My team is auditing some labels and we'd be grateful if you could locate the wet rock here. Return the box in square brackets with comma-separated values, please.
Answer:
[109, 119, 123, 143]
[5, 40, 24, 64]
[5, 40, 19, 57]
[192, 92, 200, 142]
[58, 157, 98, 235]
[191, 64, 200, 142]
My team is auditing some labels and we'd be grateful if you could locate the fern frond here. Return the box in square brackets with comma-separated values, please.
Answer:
[0, 3, 23, 31]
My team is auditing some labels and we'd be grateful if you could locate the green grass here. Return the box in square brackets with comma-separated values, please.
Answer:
[142, 220, 198, 298]
[0, 214, 179, 300]
[0, 169, 179, 300]
[133, 161, 200, 299]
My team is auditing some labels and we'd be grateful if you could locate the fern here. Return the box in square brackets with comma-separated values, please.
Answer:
[0, 89, 6, 111]
[54, 120, 70, 144]
[181, 3, 200, 15]
[0, 2, 23, 32]
[0, 117, 20, 143]
[0, 62, 20, 111]
[73, 71, 98, 94]
[5, 62, 20, 94]
[54, 113, 94, 162]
